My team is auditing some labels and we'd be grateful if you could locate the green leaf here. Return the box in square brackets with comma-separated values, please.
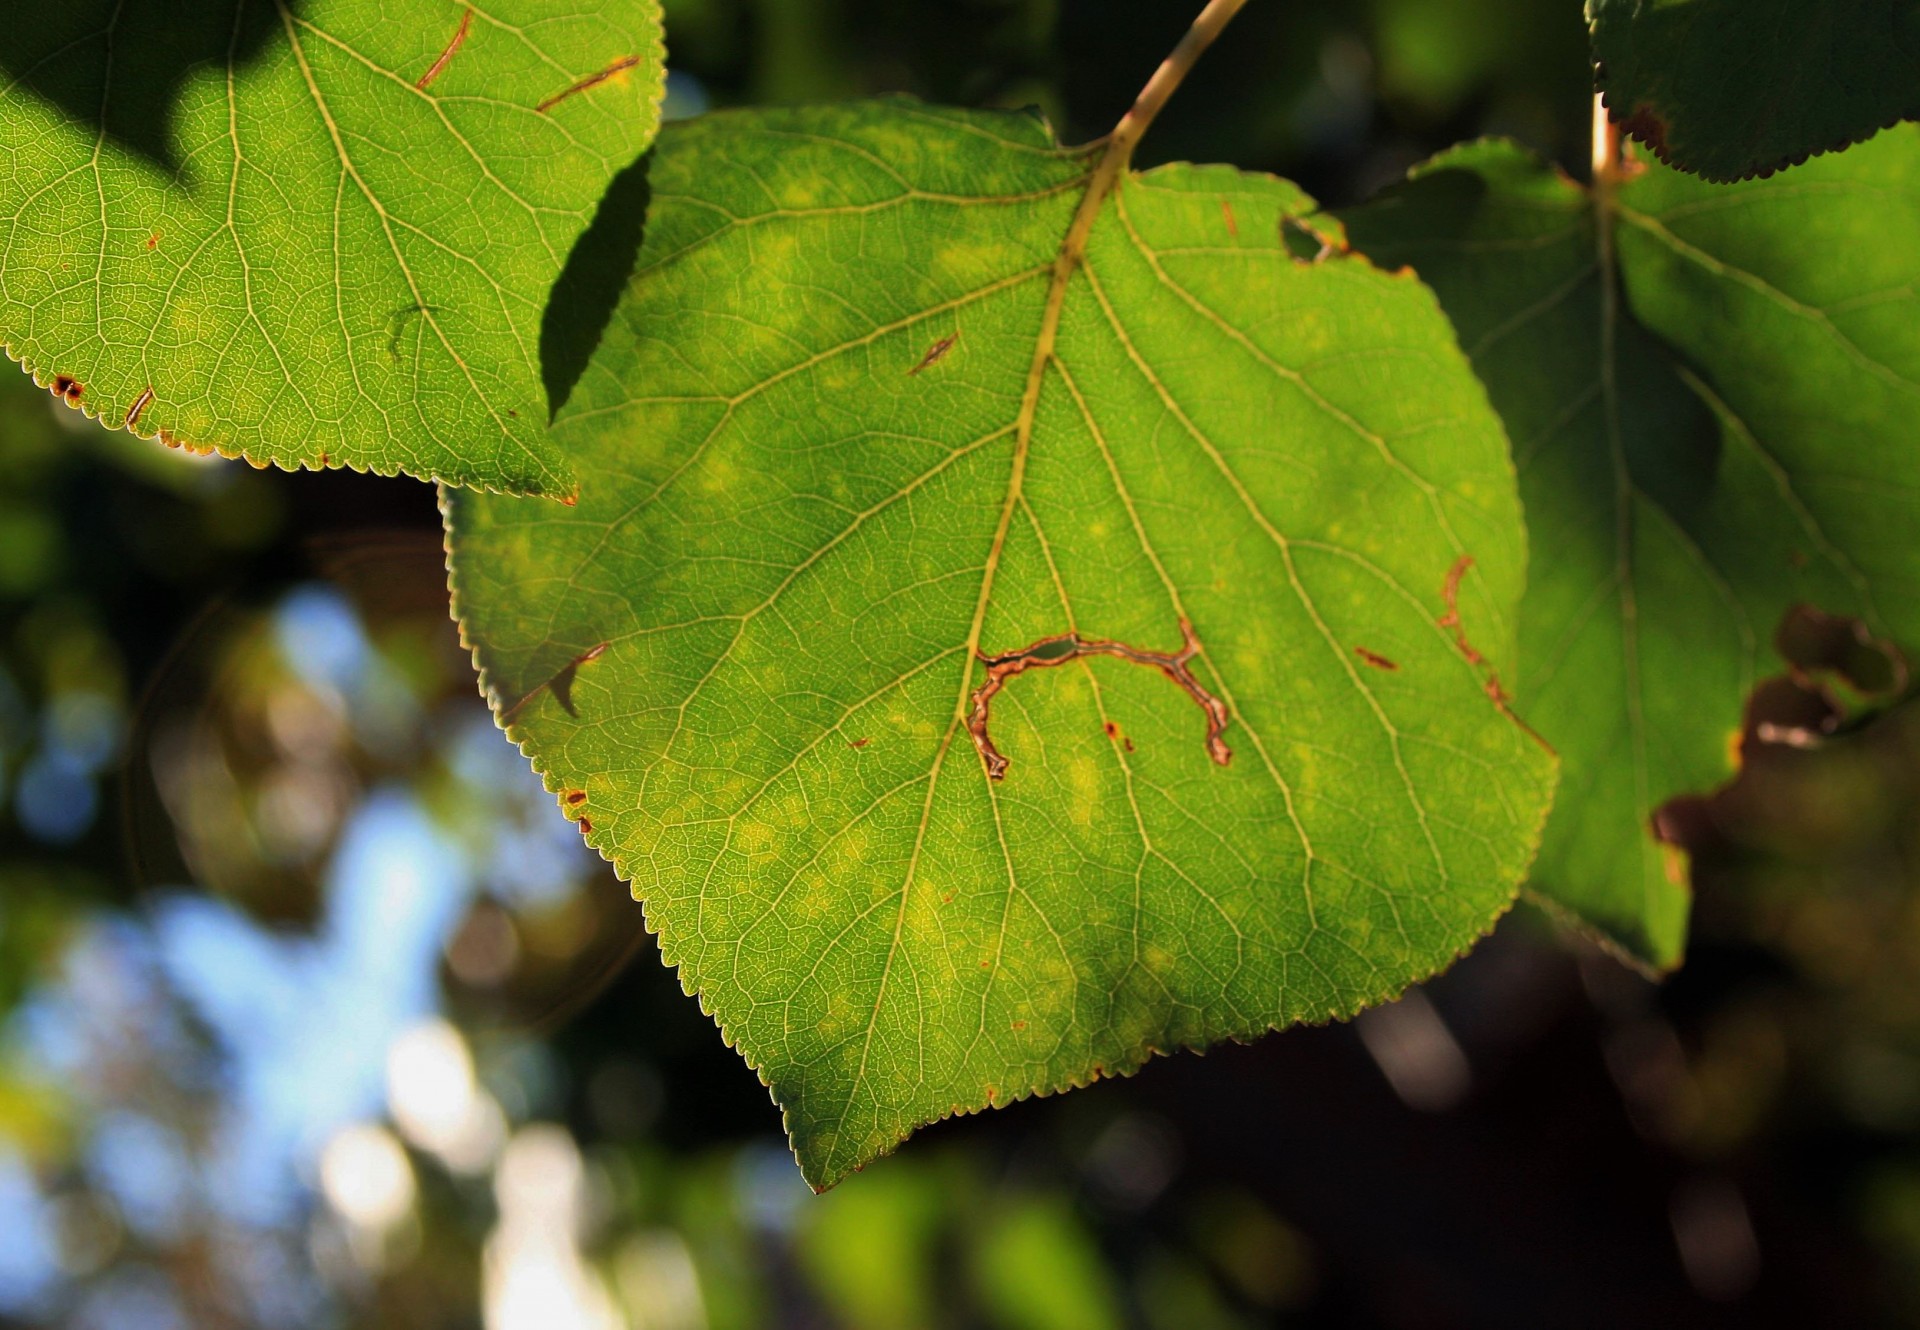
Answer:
[1342, 128, 1920, 968]
[444, 100, 1555, 1187]
[0, 0, 665, 494]
[1590, 0, 1920, 181]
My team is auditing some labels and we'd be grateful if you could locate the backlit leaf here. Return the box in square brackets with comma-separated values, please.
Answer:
[0, 0, 664, 494]
[1343, 129, 1920, 967]
[445, 100, 1556, 1187]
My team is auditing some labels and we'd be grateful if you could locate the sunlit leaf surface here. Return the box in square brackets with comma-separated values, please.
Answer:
[0, 0, 664, 493]
[1590, 0, 1920, 181]
[1344, 128, 1920, 967]
[446, 100, 1556, 1187]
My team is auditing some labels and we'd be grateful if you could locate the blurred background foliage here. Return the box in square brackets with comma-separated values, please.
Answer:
[0, 1, 1916, 1326]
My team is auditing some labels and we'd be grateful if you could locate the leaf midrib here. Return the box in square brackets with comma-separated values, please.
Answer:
[835, 130, 1136, 1177]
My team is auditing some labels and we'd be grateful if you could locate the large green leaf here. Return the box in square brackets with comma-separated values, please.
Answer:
[445, 100, 1556, 1187]
[1590, 0, 1920, 181]
[0, 0, 664, 494]
[1343, 128, 1920, 968]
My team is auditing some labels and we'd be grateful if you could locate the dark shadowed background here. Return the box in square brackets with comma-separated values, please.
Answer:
[1, 2, 1916, 1327]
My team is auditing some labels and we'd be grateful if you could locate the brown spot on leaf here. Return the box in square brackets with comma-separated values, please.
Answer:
[415, 6, 472, 91]
[1437, 556, 1485, 669]
[967, 619, 1230, 780]
[1103, 720, 1119, 738]
[145, 232, 159, 250]
[1618, 103, 1671, 162]
[1658, 841, 1688, 886]
[577, 817, 593, 834]
[908, 332, 958, 376]
[1354, 646, 1398, 671]
[124, 385, 154, 429]
[1220, 198, 1238, 237]
[565, 790, 587, 805]
[1436, 556, 1533, 722]
[1011, 1020, 1027, 1030]
[536, 54, 643, 113]
[50, 374, 82, 406]
[1280, 214, 1345, 265]
[848, 737, 871, 749]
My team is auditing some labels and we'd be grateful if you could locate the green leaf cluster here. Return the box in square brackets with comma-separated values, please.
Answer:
[3, 0, 1916, 1185]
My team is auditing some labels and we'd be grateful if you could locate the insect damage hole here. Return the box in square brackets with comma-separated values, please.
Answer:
[966, 619, 1230, 780]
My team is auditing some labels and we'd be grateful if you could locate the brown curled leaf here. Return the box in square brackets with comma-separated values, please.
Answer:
[966, 618, 1231, 781]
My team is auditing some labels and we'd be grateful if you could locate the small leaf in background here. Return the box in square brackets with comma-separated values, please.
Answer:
[1343, 127, 1920, 969]
[1589, 0, 1920, 181]
[445, 100, 1556, 1188]
[0, 0, 665, 494]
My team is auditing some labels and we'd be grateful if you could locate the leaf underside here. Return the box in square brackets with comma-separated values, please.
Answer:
[1344, 127, 1920, 968]
[445, 99, 1555, 1189]
[0, 0, 664, 494]
[1589, 0, 1920, 182]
